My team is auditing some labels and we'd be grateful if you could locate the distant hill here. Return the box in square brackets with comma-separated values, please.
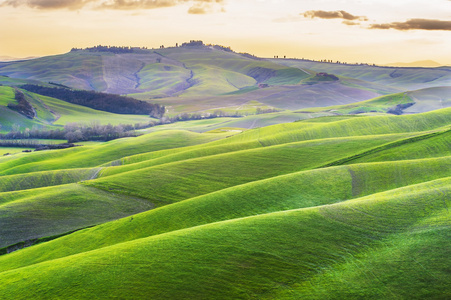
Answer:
[273, 58, 451, 90]
[383, 60, 442, 68]
[0, 44, 450, 115]
[0, 55, 39, 62]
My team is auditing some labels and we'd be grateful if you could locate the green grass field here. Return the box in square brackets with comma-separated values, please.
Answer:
[0, 130, 230, 176]
[0, 65, 450, 299]
[0, 176, 448, 299]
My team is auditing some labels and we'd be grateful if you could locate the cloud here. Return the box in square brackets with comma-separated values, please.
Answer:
[186, 0, 224, 14]
[302, 10, 368, 21]
[342, 20, 360, 26]
[1, 0, 225, 12]
[369, 19, 451, 31]
[1, 0, 94, 10]
[188, 5, 207, 14]
[99, 0, 224, 10]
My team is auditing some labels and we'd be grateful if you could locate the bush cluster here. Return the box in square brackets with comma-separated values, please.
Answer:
[7, 90, 36, 119]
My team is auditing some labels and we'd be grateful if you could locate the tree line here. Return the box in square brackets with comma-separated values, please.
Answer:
[70, 46, 147, 54]
[0, 121, 159, 143]
[0, 110, 242, 144]
[0, 139, 77, 152]
[0, 108, 279, 147]
[20, 85, 165, 118]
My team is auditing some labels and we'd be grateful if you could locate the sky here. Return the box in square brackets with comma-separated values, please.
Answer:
[0, 0, 450, 65]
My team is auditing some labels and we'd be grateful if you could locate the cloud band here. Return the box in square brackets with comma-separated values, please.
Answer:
[370, 19, 451, 31]
[1, 0, 224, 13]
[302, 10, 367, 21]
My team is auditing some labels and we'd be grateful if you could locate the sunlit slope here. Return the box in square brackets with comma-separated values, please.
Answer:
[285, 213, 450, 299]
[84, 135, 408, 204]
[208, 107, 451, 148]
[0, 168, 100, 193]
[0, 105, 40, 131]
[100, 131, 418, 177]
[2, 156, 451, 273]
[0, 184, 153, 248]
[0, 107, 450, 298]
[3, 109, 450, 253]
[352, 129, 451, 163]
[0, 130, 227, 176]
[2, 107, 450, 180]
[0, 85, 152, 131]
[0, 86, 56, 131]
[4, 87, 62, 125]
[30, 92, 152, 126]
[0, 177, 448, 299]
[5, 104, 445, 177]
[274, 58, 451, 90]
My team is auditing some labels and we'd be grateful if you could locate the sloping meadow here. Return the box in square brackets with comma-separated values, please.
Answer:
[0, 108, 450, 298]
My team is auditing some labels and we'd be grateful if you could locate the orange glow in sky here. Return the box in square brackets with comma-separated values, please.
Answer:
[0, 0, 450, 65]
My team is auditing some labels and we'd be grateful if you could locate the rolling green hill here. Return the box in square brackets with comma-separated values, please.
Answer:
[0, 105, 450, 298]
[0, 176, 448, 299]
[0, 44, 450, 298]
[0, 85, 154, 132]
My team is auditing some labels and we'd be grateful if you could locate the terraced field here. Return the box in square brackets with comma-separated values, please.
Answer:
[0, 107, 450, 299]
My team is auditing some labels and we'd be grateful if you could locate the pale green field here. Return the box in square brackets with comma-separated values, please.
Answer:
[274, 58, 451, 90]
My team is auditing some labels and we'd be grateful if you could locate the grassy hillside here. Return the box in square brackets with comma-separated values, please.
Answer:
[0, 130, 229, 176]
[0, 177, 448, 299]
[0, 104, 450, 298]
[86, 135, 409, 204]
[274, 58, 451, 90]
[405, 86, 451, 113]
[0, 51, 107, 91]
[0, 184, 153, 248]
[0, 85, 154, 132]
[3, 46, 430, 115]
[2, 156, 450, 272]
[0, 168, 100, 193]
[0, 86, 55, 131]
